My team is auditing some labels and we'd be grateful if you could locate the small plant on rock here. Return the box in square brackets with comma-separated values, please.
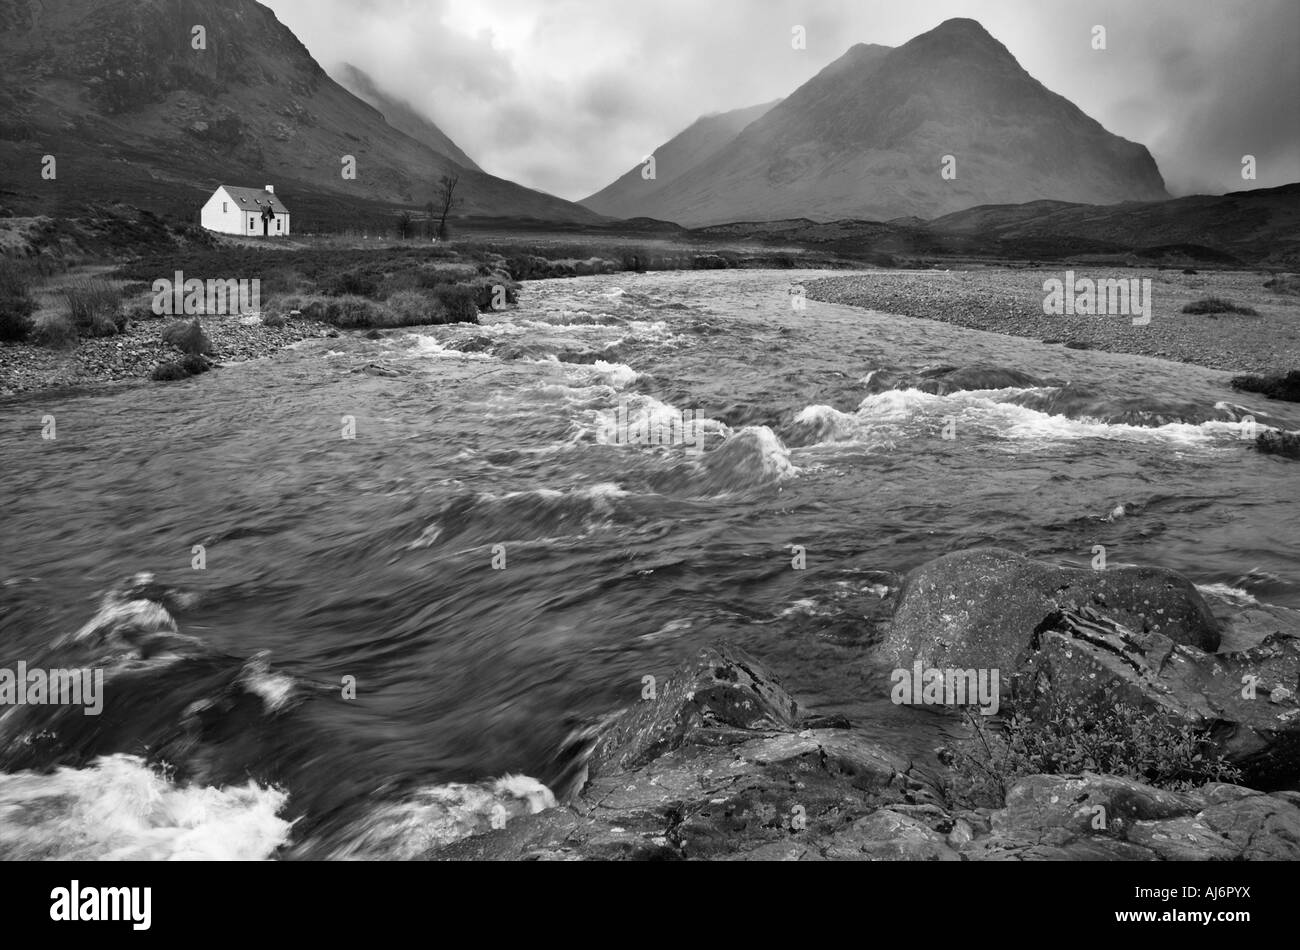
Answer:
[943, 696, 1241, 809]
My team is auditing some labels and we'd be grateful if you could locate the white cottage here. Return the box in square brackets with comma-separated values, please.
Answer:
[201, 185, 291, 237]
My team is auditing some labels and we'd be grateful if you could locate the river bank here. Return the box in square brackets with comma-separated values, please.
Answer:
[805, 267, 1300, 377]
[0, 313, 337, 398]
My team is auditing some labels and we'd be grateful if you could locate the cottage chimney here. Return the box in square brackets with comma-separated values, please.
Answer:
[265, 185, 275, 194]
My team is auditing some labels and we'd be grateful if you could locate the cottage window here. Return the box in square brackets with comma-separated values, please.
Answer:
[223, 202, 228, 213]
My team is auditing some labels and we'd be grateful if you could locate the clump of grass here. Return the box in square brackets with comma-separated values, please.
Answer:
[1264, 274, 1300, 296]
[0, 265, 38, 342]
[428, 284, 482, 323]
[943, 696, 1241, 809]
[31, 313, 78, 348]
[384, 290, 446, 326]
[62, 278, 127, 337]
[279, 287, 483, 329]
[1182, 296, 1259, 316]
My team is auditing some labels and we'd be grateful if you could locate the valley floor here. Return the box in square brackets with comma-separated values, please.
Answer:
[805, 266, 1300, 378]
[6, 263, 1298, 398]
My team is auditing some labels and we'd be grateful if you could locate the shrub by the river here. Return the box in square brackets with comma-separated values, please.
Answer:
[429, 284, 482, 323]
[1182, 296, 1259, 317]
[0, 266, 38, 342]
[943, 696, 1241, 809]
[1264, 274, 1300, 296]
[161, 318, 214, 356]
[31, 313, 77, 348]
[384, 290, 446, 326]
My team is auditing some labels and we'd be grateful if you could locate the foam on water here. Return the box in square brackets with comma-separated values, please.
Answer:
[794, 388, 1251, 448]
[589, 360, 641, 389]
[324, 774, 555, 860]
[1196, 583, 1261, 606]
[0, 755, 292, 860]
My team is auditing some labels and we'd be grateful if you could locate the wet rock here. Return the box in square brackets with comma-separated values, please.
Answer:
[422, 640, 1300, 861]
[427, 646, 942, 860]
[1257, 430, 1300, 459]
[820, 809, 961, 861]
[968, 773, 1300, 861]
[1018, 607, 1300, 782]
[884, 547, 1222, 674]
[865, 364, 1051, 396]
[586, 644, 800, 778]
[1231, 370, 1300, 403]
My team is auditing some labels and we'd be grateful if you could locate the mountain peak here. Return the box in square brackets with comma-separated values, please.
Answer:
[907, 17, 1013, 59]
[580, 16, 1166, 226]
[933, 17, 993, 34]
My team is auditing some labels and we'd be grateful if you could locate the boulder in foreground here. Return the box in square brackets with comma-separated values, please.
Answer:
[883, 547, 1222, 673]
[427, 643, 1300, 860]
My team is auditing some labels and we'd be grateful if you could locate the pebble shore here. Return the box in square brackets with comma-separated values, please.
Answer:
[805, 266, 1299, 376]
[0, 314, 337, 399]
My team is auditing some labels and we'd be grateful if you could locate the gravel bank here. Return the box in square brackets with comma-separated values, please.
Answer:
[805, 267, 1300, 376]
[0, 314, 338, 398]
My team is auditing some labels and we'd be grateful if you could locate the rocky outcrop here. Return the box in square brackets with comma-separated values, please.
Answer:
[1019, 607, 1300, 783]
[1232, 370, 1300, 403]
[432, 645, 948, 860]
[426, 643, 1300, 860]
[1257, 430, 1300, 459]
[884, 547, 1222, 673]
[864, 365, 1053, 396]
[968, 774, 1300, 861]
[882, 547, 1299, 783]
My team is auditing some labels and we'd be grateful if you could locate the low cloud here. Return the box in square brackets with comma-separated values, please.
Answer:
[264, 0, 1300, 202]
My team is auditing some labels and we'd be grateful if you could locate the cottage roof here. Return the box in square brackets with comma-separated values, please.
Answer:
[218, 185, 290, 214]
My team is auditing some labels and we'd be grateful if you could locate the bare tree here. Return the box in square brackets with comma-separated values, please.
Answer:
[397, 211, 414, 240]
[435, 173, 459, 241]
[424, 200, 436, 239]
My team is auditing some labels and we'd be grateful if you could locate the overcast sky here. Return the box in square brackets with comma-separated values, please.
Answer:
[263, 0, 1300, 202]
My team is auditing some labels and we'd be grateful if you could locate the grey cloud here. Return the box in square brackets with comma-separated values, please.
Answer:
[263, 0, 1299, 201]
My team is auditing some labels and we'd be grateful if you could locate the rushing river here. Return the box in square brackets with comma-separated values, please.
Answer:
[1, 269, 1297, 859]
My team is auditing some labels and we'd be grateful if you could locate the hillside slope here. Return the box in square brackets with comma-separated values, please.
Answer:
[0, 0, 599, 225]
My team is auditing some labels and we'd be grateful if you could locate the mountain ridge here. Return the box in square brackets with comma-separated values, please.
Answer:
[0, 0, 601, 225]
[583, 19, 1168, 226]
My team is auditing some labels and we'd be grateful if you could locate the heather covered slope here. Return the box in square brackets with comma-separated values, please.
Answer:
[591, 19, 1167, 226]
[0, 0, 600, 225]
[929, 183, 1300, 268]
